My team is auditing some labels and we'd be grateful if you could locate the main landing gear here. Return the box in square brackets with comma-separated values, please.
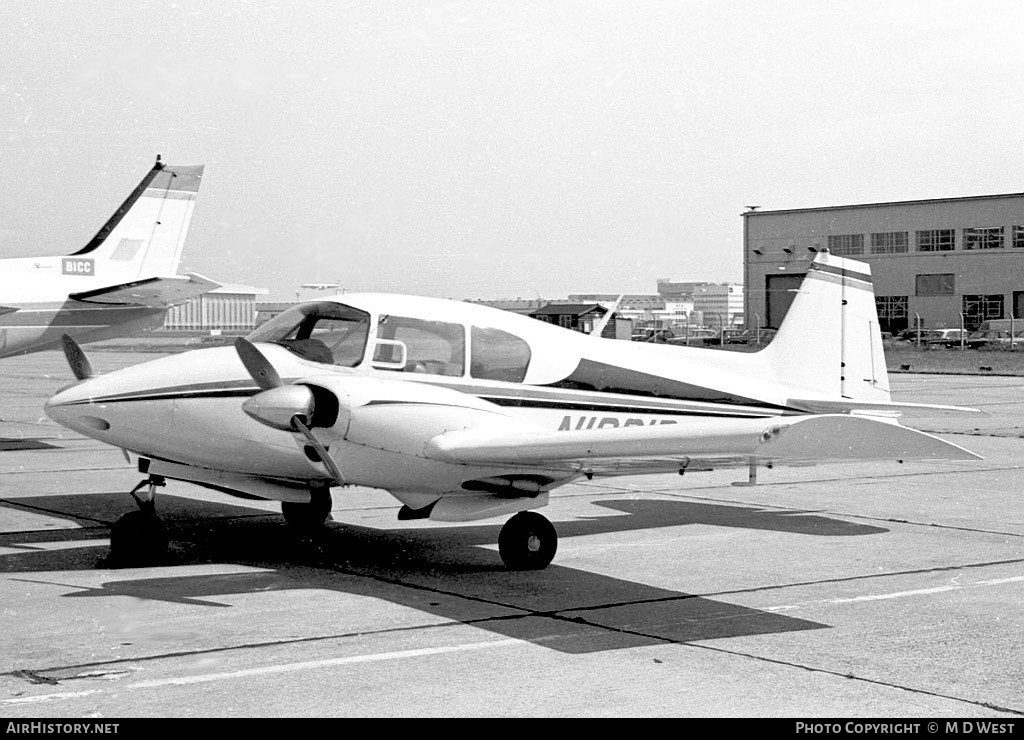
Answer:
[106, 475, 169, 567]
[498, 511, 558, 570]
[281, 487, 333, 534]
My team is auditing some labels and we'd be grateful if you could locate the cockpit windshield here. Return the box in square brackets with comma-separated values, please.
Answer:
[246, 302, 370, 366]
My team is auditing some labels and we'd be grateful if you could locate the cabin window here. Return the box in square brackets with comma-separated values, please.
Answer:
[247, 302, 370, 366]
[470, 326, 531, 382]
[377, 316, 465, 376]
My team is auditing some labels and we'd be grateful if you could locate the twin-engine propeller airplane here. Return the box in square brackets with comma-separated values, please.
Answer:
[0, 156, 219, 359]
[45, 252, 981, 569]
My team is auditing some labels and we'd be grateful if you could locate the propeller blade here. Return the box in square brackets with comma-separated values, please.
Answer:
[235, 337, 282, 390]
[292, 415, 345, 485]
[60, 334, 93, 380]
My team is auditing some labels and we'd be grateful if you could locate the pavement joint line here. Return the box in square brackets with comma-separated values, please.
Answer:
[3, 549, 1024, 712]
[496, 599, 1024, 717]
[1, 608, 600, 689]
[695, 556, 1024, 600]
[677, 640, 1024, 717]
[8, 559, 1024, 714]
[2, 637, 526, 705]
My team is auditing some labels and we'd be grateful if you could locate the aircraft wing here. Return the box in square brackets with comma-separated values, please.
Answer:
[69, 273, 221, 308]
[424, 414, 981, 476]
[785, 397, 983, 416]
[0, 305, 18, 316]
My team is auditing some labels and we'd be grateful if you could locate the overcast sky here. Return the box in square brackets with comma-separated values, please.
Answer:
[2, 1, 1022, 301]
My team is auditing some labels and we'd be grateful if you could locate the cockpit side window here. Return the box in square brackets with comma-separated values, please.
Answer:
[247, 302, 370, 367]
[377, 315, 465, 376]
[470, 326, 531, 382]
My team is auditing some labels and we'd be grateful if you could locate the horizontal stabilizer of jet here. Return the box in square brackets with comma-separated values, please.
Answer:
[69, 273, 221, 308]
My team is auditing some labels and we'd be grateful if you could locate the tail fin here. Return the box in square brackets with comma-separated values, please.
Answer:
[69, 156, 204, 282]
[760, 252, 890, 404]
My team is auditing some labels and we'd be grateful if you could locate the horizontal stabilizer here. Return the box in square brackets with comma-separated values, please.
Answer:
[425, 414, 981, 469]
[69, 273, 221, 308]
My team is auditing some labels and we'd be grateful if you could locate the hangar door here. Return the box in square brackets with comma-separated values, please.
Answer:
[765, 273, 804, 328]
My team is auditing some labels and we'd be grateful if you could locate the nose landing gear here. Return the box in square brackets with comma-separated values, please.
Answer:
[104, 475, 169, 568]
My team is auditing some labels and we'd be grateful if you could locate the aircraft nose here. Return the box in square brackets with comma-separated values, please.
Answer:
[44, 380, 111, 433]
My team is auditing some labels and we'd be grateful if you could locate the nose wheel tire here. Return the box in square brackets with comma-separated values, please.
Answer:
[108, 501, 169, 567]
[498, 511, 557, 570]
[105, 477, 169, 567]
[281, 489, 333, 533]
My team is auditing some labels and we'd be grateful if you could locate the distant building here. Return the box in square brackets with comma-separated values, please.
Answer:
[743, 192, 1024, 331]
[691, 283, 745, 330]
[254, 301, 298, 327]
[568, 293, 665, 311]
[656, 279, 704, 303]
[466, 298, 549, 316]
[162, 284, 269, 332]
[529, 303, 608, 334]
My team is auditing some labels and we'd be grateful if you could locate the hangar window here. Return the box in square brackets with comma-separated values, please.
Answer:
[470, 326, 531, 382]
[875, 295, 908, 333]
[1013, 225, 1024, 249]
[377, 316, 465, 376]
[962, 295, 1004, 330]
[827, 234, 863, 256]
[963, 226, 1004, 250]
[871, 232, 908, 254]
[916, 229, 955, 252]
[875, 296, 908, 319]
[915, 273, 955, 296]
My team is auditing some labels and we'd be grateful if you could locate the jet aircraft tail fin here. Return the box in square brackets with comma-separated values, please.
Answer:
[759, 252, 892, 405]
[68, 156, 205, 283]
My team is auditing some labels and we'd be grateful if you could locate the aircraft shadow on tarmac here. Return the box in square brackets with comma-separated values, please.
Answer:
[1, 492, 890, 653]
[0, 438, 60, 451]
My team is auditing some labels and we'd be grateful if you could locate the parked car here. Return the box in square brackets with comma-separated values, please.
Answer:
[965, 328, 1024, 349]
[722, 328, 777, 345]
[665, 328, 720, 346]
[632, 328, 675, 343]
[922, 328, 970, 348]
[895, 328, 923, 342]
[895, 328, 960, 346]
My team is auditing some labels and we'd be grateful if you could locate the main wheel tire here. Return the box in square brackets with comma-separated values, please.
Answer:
[498, 511, 557, 570]
[281, 490, 333, 533]
[108, 509, 169, 567]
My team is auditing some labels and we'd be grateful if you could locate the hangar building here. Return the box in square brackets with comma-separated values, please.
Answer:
[742, 193, 1024, 333]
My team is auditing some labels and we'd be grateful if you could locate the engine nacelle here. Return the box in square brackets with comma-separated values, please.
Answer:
[299, 374, 549, 494]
